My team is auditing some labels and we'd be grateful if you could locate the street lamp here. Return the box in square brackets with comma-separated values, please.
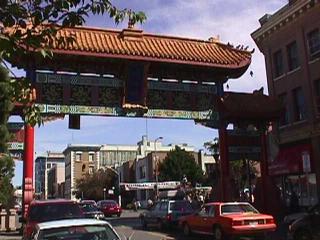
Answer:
[154, 137, 163, 199]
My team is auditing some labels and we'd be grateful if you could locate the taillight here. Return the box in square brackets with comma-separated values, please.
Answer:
[166, 213, 172, 221]
[232, 220, 243, 226]
[266, 218, 275, 224]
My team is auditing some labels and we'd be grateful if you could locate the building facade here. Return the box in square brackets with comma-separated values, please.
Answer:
[252, 0, 320, 207]
[47, 164, 65, 198]
[63, 144, 101, 199]
[34, 152, 65, 199]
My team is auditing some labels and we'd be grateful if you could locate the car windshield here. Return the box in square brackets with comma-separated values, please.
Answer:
[169, 201, 193, 212]
[38, 224, 119, 240]
[29, 203, 83, 222]
[80, 204, 99, 213]
[221, 204, 259, 215]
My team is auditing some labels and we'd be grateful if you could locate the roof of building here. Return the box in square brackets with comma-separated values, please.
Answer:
[48, 26, 251, 69]
[220, 90, 283, 121]
[251, 0, 318, 44]
[9, 25, 252, 80]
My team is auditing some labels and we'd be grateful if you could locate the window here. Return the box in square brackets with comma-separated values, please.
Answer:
[279, 93, 289, 126]
[88, 166, 94, 174]
[75, 153, 82, 162]
[160, 202, 168, 211]
[307, 29, 320, 58]
[46, 163, 51, 169]
[88, 153, 94, 162]
[293, 87, 306, 121]
[287, 41, 300, 71]
[273, 50, 284, 78]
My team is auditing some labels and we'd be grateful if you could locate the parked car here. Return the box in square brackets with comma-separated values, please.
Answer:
[29, 219, 120, 240]
[140, 200, 194, 229]
[21, 199, 83, 240]
[287, 203, 320, 240]
[179, 202, 276, 240]
[97, 200, 122, 217]
[79, 202, 104, 220]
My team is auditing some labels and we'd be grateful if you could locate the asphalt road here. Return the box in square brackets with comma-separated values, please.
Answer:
[0, 210, 288, 240]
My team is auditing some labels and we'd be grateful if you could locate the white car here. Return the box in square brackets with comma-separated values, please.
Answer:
[30, 219, 120, 240]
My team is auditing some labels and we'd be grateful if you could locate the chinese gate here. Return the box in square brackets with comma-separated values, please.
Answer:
[8, 24, 281, 216]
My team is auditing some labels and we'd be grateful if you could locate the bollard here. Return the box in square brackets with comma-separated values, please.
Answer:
[8, 209, 17, 231]
[0, 209, 6, 231]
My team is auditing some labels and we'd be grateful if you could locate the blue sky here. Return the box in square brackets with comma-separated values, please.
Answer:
[11, 0, 287, 186]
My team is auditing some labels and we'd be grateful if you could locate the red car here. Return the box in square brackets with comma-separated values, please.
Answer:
[21, 199, 83, 240]
[97, 200, 122, 217]
[179, 202, 276, 240]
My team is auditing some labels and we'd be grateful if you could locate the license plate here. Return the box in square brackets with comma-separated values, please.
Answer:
[109, 208, 114, 210]
[250, 221, 258, 226]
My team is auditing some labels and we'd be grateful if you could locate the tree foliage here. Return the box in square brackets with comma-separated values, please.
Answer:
[76, 169, 118, 201]
[0, 66, 14, 209]
[158, 146, 203, 185]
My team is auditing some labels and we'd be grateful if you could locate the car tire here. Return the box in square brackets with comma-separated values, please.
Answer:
[117, 213, 121, 217]
[213, 225, 226, 240]
[294, 229, 312, 240]
[183, 223, 192, 236]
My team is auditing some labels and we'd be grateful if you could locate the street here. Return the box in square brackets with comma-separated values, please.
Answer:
[0, 210, 287, 240]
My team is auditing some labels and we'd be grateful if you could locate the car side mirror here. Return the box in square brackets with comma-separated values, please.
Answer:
[19, 217, 26, 223]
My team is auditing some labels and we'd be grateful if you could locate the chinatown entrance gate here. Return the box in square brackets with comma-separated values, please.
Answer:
[8, 25, 280, 216]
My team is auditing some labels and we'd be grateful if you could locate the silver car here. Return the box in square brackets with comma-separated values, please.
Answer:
[30, 219, 120, 240]
[140, 200, 194, 230]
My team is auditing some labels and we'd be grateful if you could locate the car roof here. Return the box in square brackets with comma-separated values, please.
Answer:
[30, 199, 77, 205]
[205, 202, 252, 206]
[37, 219, 109, 230]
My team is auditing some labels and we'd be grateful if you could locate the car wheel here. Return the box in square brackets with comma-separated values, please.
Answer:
[183, 223, 192, 236]
[213, 226, 225, 240]
[294, 229, 312, 240]
[117, 213, 121, 217]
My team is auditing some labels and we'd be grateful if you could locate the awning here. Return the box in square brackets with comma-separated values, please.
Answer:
[268, 143, 313, 176]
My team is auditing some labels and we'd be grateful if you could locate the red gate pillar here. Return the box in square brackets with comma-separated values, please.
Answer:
[260, 128, 268, 212]
[22, 124, 34, 217]
[219, 124, 230, 201]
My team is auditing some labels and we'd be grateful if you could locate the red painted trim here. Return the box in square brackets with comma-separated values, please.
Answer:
[260, 130, 268, 212]
[22, 124, 34, 217]
[219, 124, 230, 201]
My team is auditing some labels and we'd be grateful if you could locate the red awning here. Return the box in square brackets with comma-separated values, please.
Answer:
[268, 143, 313, 176]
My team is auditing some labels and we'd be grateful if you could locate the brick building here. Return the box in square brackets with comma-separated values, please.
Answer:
[252, 0, 320, 207]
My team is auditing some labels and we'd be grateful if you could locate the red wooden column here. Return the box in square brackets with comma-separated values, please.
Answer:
[219, 123, 230, 201]
[260, 127, 268, 212]
[22, 124, 34, 217]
